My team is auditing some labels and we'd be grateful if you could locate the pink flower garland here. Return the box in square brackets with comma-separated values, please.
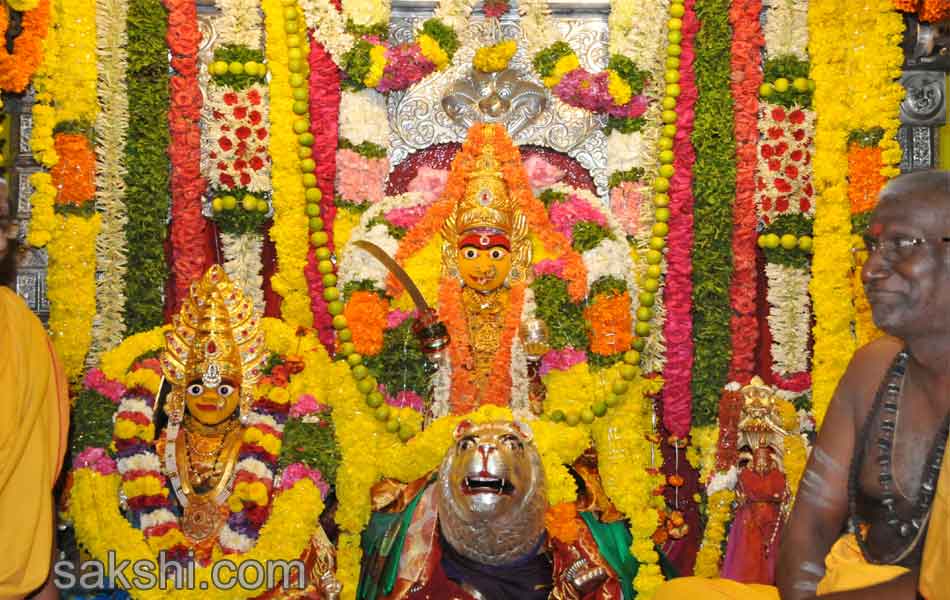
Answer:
[727, 0, 764, 383]
[164, 0, 212, 311]
[661, 0, 699, 438]
[305, 31, 341, 350]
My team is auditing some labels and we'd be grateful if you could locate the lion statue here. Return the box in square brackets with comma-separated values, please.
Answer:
[357, 421, 661, 600]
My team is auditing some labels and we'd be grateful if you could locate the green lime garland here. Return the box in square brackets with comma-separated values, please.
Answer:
[690, 0, 736, 427]
[124, 0, 169, 334]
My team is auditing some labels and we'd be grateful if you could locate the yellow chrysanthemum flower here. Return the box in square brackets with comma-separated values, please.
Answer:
[607, 69, 633, 106]
[417, 34, 449, 70]
[363, 45, 387, 88]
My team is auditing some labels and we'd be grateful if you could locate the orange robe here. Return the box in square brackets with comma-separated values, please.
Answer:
[0, 287, 70, 599]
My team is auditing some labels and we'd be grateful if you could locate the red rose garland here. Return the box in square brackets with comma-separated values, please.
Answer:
[661, 0, 699, 438]
[304, 32, 341, 349]
[726, 0, 763, 383]
[165, 0, 212, 311]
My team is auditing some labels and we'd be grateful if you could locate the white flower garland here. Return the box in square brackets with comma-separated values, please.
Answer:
[92, 0, 130, 358]
[202, 83, 273, 194]
[216, 0, 264, 47]
[765, 263, 811, 375]
[341, 0, 390, 29]
[763, 0, 808, 60]
[339, 88, 389, 149]
[510, 287, 536, 418]
[220, 232, 266, 314]
[299, 0, 355, 67]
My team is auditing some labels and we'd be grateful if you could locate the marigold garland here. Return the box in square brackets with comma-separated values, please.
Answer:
[893, 0, 950, 21]
[343, 290, 389, 356]
[808, 0, 903, 423]
[585, 290, 633, 356]
[263, 0, 314, 327]
[50, 133, 96, 206]
[545, 502, 581, 544]
[0, 0, 51, 93]
[438, 279, 526, 414]
[693, 489, 735, 576]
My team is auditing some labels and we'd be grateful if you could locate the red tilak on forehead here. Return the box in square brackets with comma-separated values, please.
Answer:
[459, 231, 510, 250]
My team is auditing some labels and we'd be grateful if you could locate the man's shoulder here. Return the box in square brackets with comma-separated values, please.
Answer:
[840, 335, 904, 409]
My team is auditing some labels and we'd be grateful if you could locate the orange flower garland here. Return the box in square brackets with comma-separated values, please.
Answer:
[847, 144, 886, 215]
[544, 502, 581, 544]
[388, 123, 587, 301]
[343, 291, 389, 356]
[892, 0, 950, 21]
[50, 132, 96, 206]
[0, 0, 51, 93]
[438, 278, 526, 414]
[585, 291, 633, 356]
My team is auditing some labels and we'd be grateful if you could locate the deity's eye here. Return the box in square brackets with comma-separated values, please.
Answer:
[186, 383, 204, 396]
[462, 247, 479, 260]
[218, 384, 235, 397]
[500, 433, 522, 450]
[458, 436, 476, 452]
[489, 247, 507, 260]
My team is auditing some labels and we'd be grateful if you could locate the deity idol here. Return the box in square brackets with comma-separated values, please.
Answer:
[338, 122, 638, 421]
[721, 443, 788, 584]
[357, 421, 651, 599]
[66, 266, 340, 598]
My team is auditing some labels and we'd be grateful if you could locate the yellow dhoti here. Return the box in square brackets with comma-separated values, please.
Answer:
[654, 534, 909, 599]
[0, 288, 69, 599]
[921, 432, 950, 600]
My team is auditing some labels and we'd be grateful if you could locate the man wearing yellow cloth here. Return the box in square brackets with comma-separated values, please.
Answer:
[0, 183, 70, 599]
[657, 171, 950, 599]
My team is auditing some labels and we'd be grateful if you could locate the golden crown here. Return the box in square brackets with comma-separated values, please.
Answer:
[455, 130, 516, 235]
[160, 265, 266, 390]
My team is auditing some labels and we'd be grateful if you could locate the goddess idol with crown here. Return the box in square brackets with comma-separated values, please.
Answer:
[337, 122, 641, 421]
[65, 266, 341, 599]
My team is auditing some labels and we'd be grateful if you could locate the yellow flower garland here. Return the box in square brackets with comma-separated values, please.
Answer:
[263, 0, 313, 327]
[808, 0, 903, 424]
[693, 489, 735, 577]
[68, 470, 324, 600]
[47, 213, 102, 378]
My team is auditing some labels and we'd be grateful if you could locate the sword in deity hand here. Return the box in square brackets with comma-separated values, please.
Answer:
[352, 240, 450, 358]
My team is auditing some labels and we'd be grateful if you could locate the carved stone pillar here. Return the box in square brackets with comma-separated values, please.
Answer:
[898, 70, 946, 172]
[5, 89, 49, 320]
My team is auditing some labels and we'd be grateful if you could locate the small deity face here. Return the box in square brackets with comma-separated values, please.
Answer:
[753, 448, 773, 475]
[457, 230, 512, 293]
[184, 377, 240, 426]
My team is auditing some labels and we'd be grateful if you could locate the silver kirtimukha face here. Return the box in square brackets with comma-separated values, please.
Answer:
[436, 420, 547, 566]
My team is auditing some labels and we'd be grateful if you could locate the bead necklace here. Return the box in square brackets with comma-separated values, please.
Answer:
[848, 350, 950, 564]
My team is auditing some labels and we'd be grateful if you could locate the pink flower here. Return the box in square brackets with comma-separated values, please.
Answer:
[533, 258, 567, 278]
[75, 447, 117, 475]
[385, 204, 429, 230]
[386, 389, 424, 412]
[407, 166, 449, 203]
[387, 309, 413, 329]
[280, 463, 330, 499]
[609, 181, 645, 237]
[335, 149, 388, 205]
[548, 196, 608, 241]
[523, 155, 564, 192]
[290, 394, 328, 418]
[84, 368, 127, 403]
[539, 347, 587, 377]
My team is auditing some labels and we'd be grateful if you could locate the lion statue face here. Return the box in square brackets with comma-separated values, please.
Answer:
[436, 420, 547, 566]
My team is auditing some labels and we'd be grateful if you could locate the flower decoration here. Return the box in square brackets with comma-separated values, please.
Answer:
[0, 0, 51, 93]
[473, 39, 517, 73]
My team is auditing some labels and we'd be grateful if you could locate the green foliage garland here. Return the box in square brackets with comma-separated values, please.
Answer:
[363, 318, 430, 396]
[571, 222, 614, 253]
[124, 0, 169, 334]
[690, 0, 736, 427]
[531, 275, 588, 350]
[279, 417, 341, 484]
[70, 389, 117, 457]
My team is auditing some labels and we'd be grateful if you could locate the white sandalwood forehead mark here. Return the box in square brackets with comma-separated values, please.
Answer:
[792, 580, 819, 593]
[799, 561, 825, 577]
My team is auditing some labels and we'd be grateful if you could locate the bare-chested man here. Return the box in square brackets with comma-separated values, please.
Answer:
[655, 171, 950, 599]
[775, 170, 950, 598]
